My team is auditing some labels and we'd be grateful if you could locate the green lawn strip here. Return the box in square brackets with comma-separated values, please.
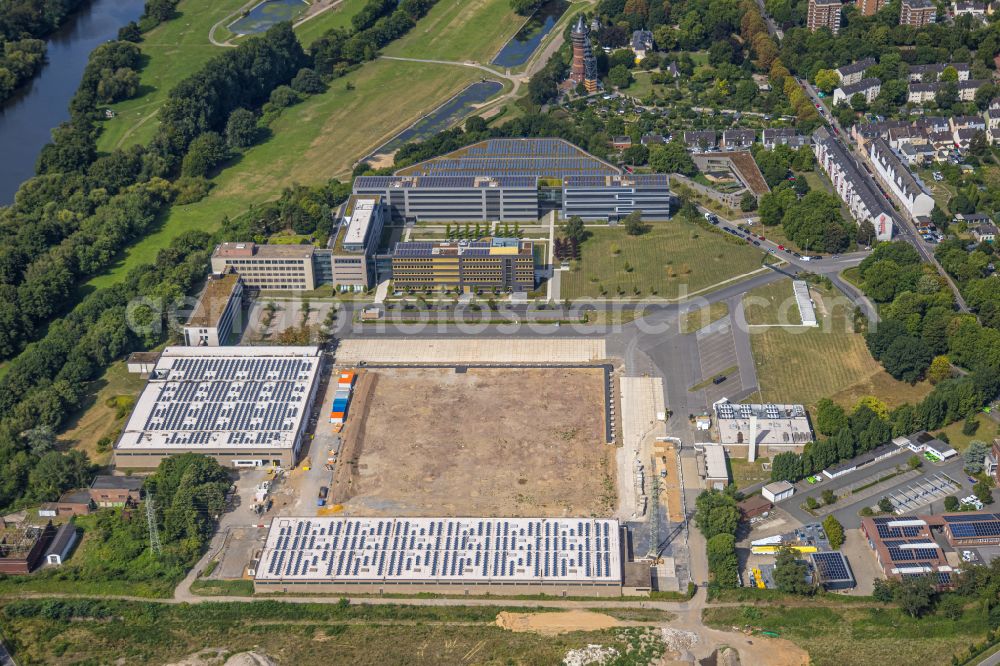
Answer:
[702, 604, 987, 666]
[680, 301, 729, 334]
[689, 365, 738, 392]
[742, 278, 802, 326]
[87, 59, 480, 289]
[560, 220, 767, 300]
[382, 0, 523, 63]
[293, 0, 369, 47]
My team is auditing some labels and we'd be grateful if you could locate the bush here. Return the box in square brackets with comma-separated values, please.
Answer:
[944, 495, 960, 512]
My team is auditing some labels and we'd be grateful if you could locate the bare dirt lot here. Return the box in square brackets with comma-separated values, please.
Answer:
[332, 367, 615, 517]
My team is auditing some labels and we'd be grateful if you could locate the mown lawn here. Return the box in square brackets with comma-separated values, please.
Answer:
[383, 0, 524, 63]
[0, 600, 661, 665]
[703, 604, 987, 666]
[742, 278, 802, 326]
[749, 285, 932, 410]
[560, 221, 767, 300]
[293, 0, 369, 47]
[88, 59, 480, 288]
[681, 301, 729, 334]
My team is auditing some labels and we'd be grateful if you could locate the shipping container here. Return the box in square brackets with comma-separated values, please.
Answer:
[334, 389, 351, 399]
[333, 399, 349, 410]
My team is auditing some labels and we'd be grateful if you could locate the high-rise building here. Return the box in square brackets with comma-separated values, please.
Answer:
[807, 0, 842, 33]
[900, 0, 936, 25]
[856, 0, 885, 16]
[570, 16, 599, 93]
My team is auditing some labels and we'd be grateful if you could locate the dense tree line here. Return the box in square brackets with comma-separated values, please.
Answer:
[695, 488, 741, 589]
[935, 238, 1000, 331]
[310, 0, 437, 77]
[220, 180, 352, 244]
[0, 0, 88, 103]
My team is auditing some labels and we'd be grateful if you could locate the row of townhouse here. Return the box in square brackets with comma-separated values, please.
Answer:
[834, 60, 969, 89]
[852, 115, 987, 164]
[833, 77, 881, 106]
[908, 78, 987, 104]
[812, 127, 895, 241]
[680, 128, 810, 151]
[868, 138, 936, 218]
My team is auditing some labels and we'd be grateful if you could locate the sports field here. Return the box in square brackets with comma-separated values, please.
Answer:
[748, 285, 932, 410]
[382, 0, 524, 63]
[559, 221, 767, 300]
[88, 59, 483, 288]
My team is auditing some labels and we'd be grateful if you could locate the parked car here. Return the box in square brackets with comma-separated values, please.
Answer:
[777, 245, 785, 250]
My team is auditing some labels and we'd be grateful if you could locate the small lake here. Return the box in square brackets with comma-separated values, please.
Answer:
[366, 80, 504, 159]
[491, 0, 568, 69]
[0, 0, 147, 205]
[229, 0, 309, 35]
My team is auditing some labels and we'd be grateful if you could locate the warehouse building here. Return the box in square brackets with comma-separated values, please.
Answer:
[810, 551, 855, 590]
[391, 237, 535, 292]
[353, 138, 672, 222]
[113, 346, 322, 469]
[255, 517, 624, 596]
[861, 516, 955, 587]
[714, 400, 814, 458]
[183, 272, 243, 346]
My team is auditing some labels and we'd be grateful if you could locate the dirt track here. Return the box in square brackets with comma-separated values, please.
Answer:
[334, 367, 615, 517]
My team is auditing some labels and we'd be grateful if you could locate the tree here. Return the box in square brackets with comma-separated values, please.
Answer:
[609, 65, 633, 89]
[937, 594, 965, 621]
[624, 210, 646, 235]
[822, 515, 845, 550]
[814, 69, 839, 94]
[22, 425, 56, 456]
[510, 0, 545, 15]
[694, 490, 739, 539]
[850, 92, 868, 112]
[181, 132, 229, 178]
[894, 575, 935, 617]
[821, 489, 837, 506]
[873, 579, 896, 603]
[771, 451, 802, 483]
[648, 140, 696, 176]
[622, 144, 649, 165]
[928, 355, 952, 384]
[963, 440, 990, 474]
[118, 21, 142, 42]
[878, 497, 894, 513]
[975, 480, 994, 505]
[880, 335, 932, 383]
[908, 455, 922, 470]
[962, 413, 980, 436]
[774, 547, 813, 595]
[26, 450, 92, 502]
[806, 496, 820, 510]
[944, 495, 960, 512]
[290, 67, 325, 94]
[706, 533, 739, 588]
[740, 191, 757, 212]
[562, 216, 587, 243]
[224, 109, 258, 149]
[815, 398, 848, 436]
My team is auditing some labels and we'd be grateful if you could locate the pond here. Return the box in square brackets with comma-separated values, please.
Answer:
[491, 0, 568, 69]
[228, 0, 309, 35]
[365, 80, 504, 159]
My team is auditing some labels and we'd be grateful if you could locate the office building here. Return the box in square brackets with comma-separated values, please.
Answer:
[714, 401, 814, 448]
[183, 272, 243, 347]
[901, 0, 937, 24]
[113, 346, 322, 469]
[562, 174, 672, 220]
[807, 0, 842, 33]
[328, 195, 386, 290]
[869, 139, 935, 218]
[813, 127, 894, 240]
[255, 517, 623, 596]
[211, 242, 317, 291]
[390, 238, 535, 293]
[354, 174, 540, 222]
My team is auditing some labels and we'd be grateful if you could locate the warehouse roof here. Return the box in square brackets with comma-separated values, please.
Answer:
[115, 347, 321, 452]
[256, 517, 622, 585]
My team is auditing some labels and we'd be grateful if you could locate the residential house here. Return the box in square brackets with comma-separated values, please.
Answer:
[985, 97, 1000, 143]
[869, 138, 936, 218]
[611, 136, 632, 150]
[952, 0, 986, 19]
[908, 63, 970, 82]
[958, 79, 988, 101]
[914, 116, 950, 133]
[851, 120, 910, 146]
[833, 77, 881, 106]
[836, 58, 876, 86]
[761, 128, 810, 149]
[683, 130, 717, 151]
[807, 0, 843, 32]
[901, 0, 937, 24]
[640, 133, 666, 146]
[630, 30, 654, 62]
[908, 82, 942, 104]
[973, 222, 998, 242]
[722, 129, 756, 149]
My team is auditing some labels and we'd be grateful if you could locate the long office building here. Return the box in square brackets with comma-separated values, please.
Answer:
[254, 517, 623, 596]
[354, 138, 673, 222]
[211, 242, 318, 291]
[113, 346, 322, 469]
[328, 195, 386, 290]
[813, 127, 894, 241]
[391, 237, 535, 292]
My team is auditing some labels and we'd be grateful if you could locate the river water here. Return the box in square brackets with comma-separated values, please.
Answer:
[0, 0, 147, 205]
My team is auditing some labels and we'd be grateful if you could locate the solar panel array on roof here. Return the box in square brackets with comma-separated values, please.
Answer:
[883, 540, 941, 563]
[395, 138, 620, 179]
[256, 517, 622, 584]
[944, 513, 1000, 539]
[811, 552, 854, 583]
[873, 517, 927, 540]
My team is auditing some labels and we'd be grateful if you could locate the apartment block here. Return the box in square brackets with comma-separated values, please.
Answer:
[807, 0, 842, 33]
[901, 0, 937, 25]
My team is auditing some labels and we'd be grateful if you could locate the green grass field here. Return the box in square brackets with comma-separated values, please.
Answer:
[0, 600, 663, 665]
[88, 59, 481, 288]
[292, 0, 368, 45]
[742, 279, 802, 326]
[383, 0, 523, 63]
[680, 301, 729, 334]
[748, 284, 932, 410]
[703, 604, 986, 666]
[559, 221, 767, 300]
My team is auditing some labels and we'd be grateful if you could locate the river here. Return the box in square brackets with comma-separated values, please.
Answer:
[0, 0, 147, 205]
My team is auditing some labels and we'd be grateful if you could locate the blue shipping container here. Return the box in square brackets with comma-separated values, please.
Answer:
[333, 399, 349, 410]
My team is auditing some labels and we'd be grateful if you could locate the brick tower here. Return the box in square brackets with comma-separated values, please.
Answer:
[570, 16, 599, 93]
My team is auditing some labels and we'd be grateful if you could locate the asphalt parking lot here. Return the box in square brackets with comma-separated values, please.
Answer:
[880, 473, 960, 514]
[694, 319, 741, 406]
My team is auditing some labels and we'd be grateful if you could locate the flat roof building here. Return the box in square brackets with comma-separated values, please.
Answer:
[0, 522, 54, 574]
[738, 494, 773, 519]
[255, 517, 623, 596]
[391, 238, 535, 293]
[328, 195, 386, 290]
[807, 0, 842, 33]
[792, 280, 817, 326]
[714, 400, 814, 451]
[113, 346, 322, 469]
[810, 551, 855, 590]
[211, 242, 317, 291]
[901, 0, 936, 25]
[562, 174, 672, 220]
[703, 446, 730, 490]
[762, 481, 795, 502]
[183, 273, 243, 347]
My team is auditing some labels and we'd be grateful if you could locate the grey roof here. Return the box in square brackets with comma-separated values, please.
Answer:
[871, 138, 932, 202]
[683, 130, 717, 144]
[953, 115, 985, 126]
[959, 79, 988, 90]
[837, 58, 876, 77]
[909, 82, 942, 93]
[840, 77, 881, 96]
[631, 29, 653, 50]
[903, 0, 934, 8]
[814, 127, 892, 217]
[44, 522, 77, 559]
[90, 475, 143, 492]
